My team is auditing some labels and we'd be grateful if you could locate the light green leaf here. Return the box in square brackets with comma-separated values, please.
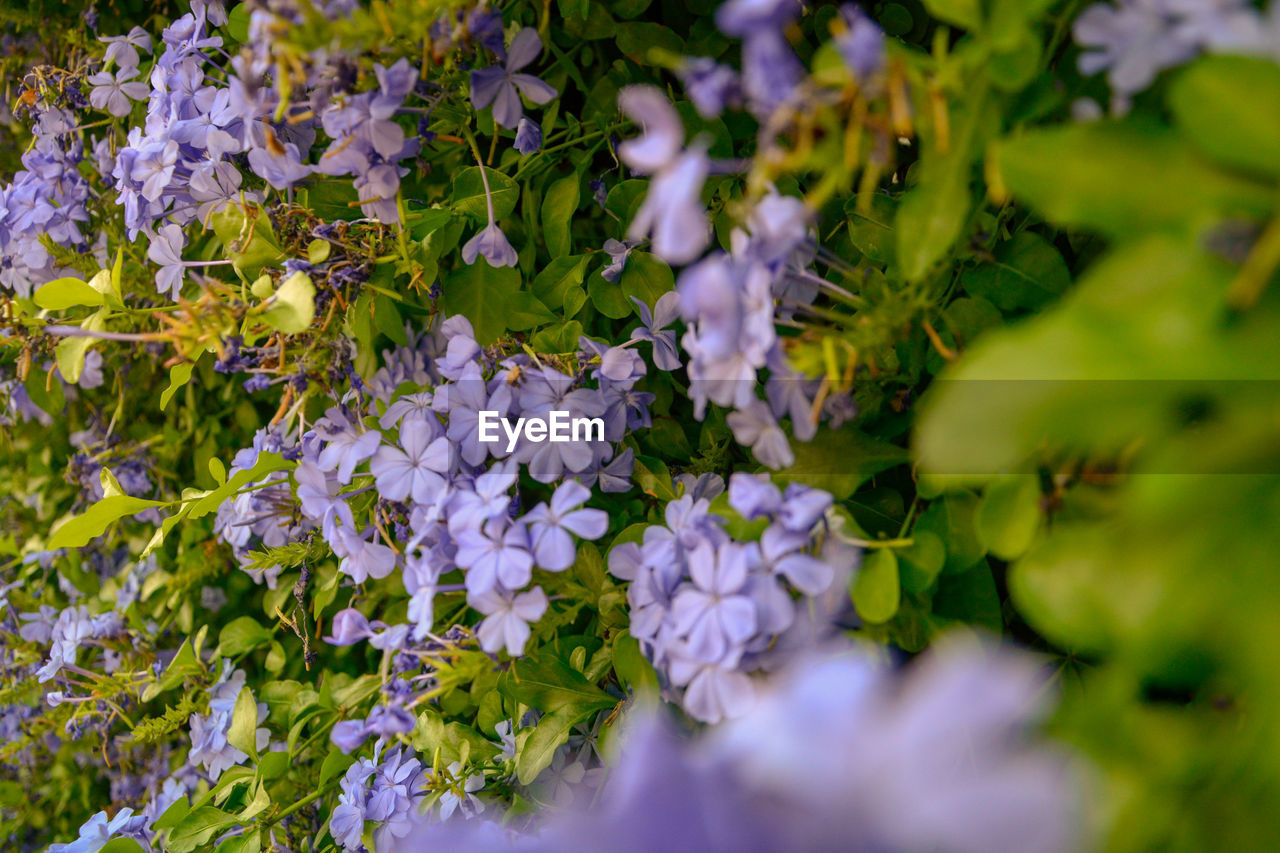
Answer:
[218, 616, 273, 657]
[99, 839, 148, 853]
[541, 176, 580, 258]
[161, 362, 195, 411]
[34, 276, 104, 310]
[851, 548, 900, 623]
[49, 495, 167, 549]
[995, 123, 1275, 237]
[922, 0, 981, 30]
[1169, 54, 1280, 179]
[516, 706, 591, 785]
[228, 686, 259, 760]
[261, 271, 316, 334]
[975, 475, 1042, 560]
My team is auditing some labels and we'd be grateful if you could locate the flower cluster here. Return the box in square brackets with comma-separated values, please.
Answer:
[216, 316, 647, 658]
[608, 472, 859, 722]
[1075, 0, 1280, 109]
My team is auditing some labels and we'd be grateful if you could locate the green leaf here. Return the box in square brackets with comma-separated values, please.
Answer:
[915, 238, 1243, 480]
[211, 205, 285, 276]
[541, 176, 580, 258]
[959, 231, 1069, 312]
[161, 362, 195, 411]
[851, 548, 900, 623]
[619, 252, 674, 312]
[934, 559, 1002, 632]
[167, 806, 240, 852]
[451, 166, 519, 221]
[225, 2, 250, 41]
[516, 706, 592, 785]
[373, 292, 408, 345]
[34, 276, 104, 310]
[587, 268, 632, 319]
[532, 255, 589, 311]
[922, 0, 981, 30]
[775, 427, 908, 499]
[218, 616, 273, 657]
[994, 123, 1275, 237]
[24, 367, 65, 417]
[846, 193, 897, 264]
[216, 833, 262, 853]
[257, 751, 289, 781]
[142, 630, 207, 702]
[498, 652, 617, 714]
[319, 748, 355, 785]
[504, 292, 558, 332]
[442, 262, 522, 344]
[1169, 55, 1280, 179]
[261, 272, 316, 334]
[898, 529, 946, 594]
[632, 455, 677, 501]
[187, 453, 292, 520]
[55, 336, 95, 386]
[612, 632, 658, 692]
[49, 495, 167, 549]
[100, 839, 148, 853]
[975, 475, 1042, 560]
[895, 158, 972, 282]
[307, 238, 331, 265]
[915, 491, 986, 574]
[616, 21, 684, 63]
[228, 686, 259, 761]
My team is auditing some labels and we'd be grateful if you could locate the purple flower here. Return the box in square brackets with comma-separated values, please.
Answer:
[468, 585, 548, 656]
[325, 608, 376, 646]
[370, 419, 451, 504]
[331, 720, 370, 753]
[627, 150, 711, 265]
[316, 408, 382, 484]
[87, 67, 149, 116]
[524, 481, 609, 571]
[741, 30, 804, 117]
[354, 163, 405, 223]
[469, 28, 558, 129]
[629, 291, 681, 371]
[728, 472, 782, 519]
[600, 238, 632, 283]
[462, 221, 518, 267]
[670, 541, 758, 664]
[677, 57, 742, 118]
[146, 223, 187, 298]
[514, 117, 543, 155]
[455, 518, 534, 595]
[617, 86, 685, 175]
[727, 400, 794, 469]
[614, 87, 713, 263]
[835, 4, 886, 79]
[715, 0, 802, 35]
[100, 26, 152, 68]
[334, 526, 398, 584]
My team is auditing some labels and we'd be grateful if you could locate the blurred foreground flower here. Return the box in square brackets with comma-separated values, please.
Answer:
[381, 635, 1092, 853]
